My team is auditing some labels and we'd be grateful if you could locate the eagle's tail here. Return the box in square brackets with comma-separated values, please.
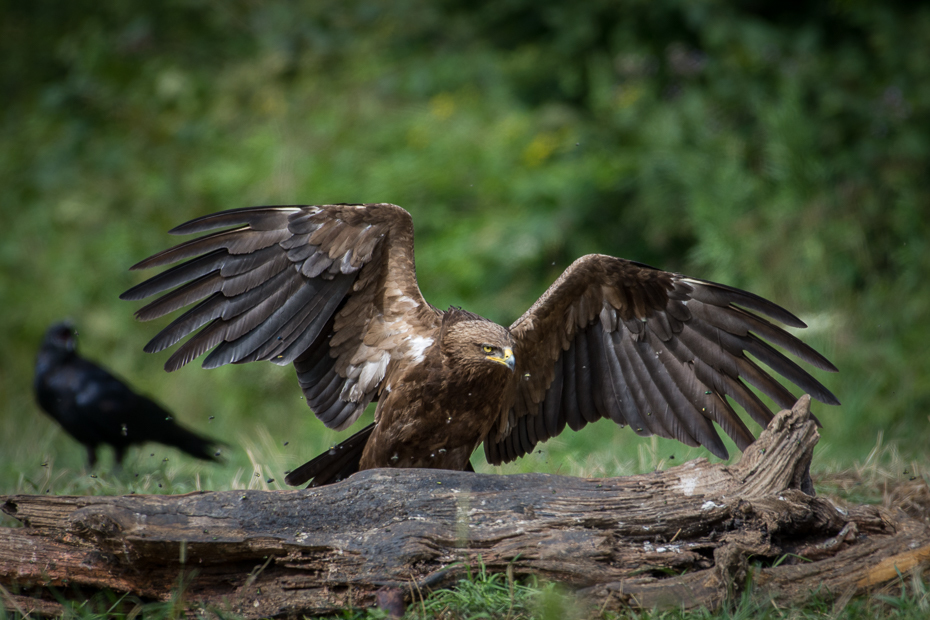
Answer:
[284, 423, 375, 487]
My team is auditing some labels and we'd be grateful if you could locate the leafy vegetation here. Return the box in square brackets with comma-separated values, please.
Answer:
[2, 1, 929, 617]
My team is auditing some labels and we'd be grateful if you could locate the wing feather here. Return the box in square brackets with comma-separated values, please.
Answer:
[600, 326, 648, 430]
[690, 303, 836, 372]
[614, 331, 673, 437]
[541, 354, 565, 439]
[222, 245, 288, 277]
[532, 403, 548, 451]
[143, 294, 227, 353]
[573, 330, 600, 424]
[130, 227, 290, 270]
[143, 267, 298, 353]
[683, 278, 807, 328]
[680, 316, 833, 408]
[642, 335, 712, 443]
[654, 328, 758, 448]
[168, 206, 296, 235]
[521, 401, 538, 448]
[586, 324, 615, 423]
[164, 320, 228, 372]
[122, 250, 227, 300]
[203, 273, 354, 368]
[518, 410, 535, 457]
[620, 331, 713, 451]
[133, 272, 226, 320]
[561, 340, 584, 432]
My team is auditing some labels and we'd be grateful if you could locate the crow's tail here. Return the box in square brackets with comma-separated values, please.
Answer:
[139, 400, 222, 462]
[162, 423, 222, 461]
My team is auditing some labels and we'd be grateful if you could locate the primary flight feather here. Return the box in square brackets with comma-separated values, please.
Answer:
[121, 204, 838, 486]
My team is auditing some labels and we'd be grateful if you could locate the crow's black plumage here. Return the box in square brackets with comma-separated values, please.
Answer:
[34, 322, 222, 467]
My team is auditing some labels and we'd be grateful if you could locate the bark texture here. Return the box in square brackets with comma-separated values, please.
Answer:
[2, 396, 929, 617]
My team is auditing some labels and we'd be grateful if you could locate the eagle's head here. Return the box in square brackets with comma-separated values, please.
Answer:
[440, 308, 516, 374]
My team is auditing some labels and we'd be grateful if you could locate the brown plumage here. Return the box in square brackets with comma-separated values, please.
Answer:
[121, 204, 839, 486]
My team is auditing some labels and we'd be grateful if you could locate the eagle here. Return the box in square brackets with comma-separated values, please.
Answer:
[121, 204, 838, 486]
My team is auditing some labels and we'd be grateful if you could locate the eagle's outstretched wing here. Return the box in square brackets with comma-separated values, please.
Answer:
[121, 204, 440, 431]
[485, 254, 838, 464]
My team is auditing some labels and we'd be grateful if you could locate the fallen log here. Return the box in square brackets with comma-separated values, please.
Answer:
[1, 396, 928, 617]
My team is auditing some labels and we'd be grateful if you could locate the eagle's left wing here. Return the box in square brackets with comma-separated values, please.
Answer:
[121, 204, 440, 432]
[485, 254, 838, 465]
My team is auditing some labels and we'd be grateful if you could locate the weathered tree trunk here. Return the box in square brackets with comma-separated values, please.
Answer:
[2, 396, 929, 618]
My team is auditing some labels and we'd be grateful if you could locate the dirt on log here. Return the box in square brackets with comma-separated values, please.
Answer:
[2, 396, 929, 618]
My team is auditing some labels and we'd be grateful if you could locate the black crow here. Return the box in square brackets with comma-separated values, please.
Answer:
[34, 322, 222, 467]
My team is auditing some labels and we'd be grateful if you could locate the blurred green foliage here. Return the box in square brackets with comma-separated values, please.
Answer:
[2, 0, 929, 494]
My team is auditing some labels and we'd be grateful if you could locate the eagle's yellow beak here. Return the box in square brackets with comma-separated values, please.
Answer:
[489, 347, 515, 372]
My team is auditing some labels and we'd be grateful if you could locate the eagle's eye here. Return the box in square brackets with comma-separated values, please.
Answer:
[482, 345, 494, 354]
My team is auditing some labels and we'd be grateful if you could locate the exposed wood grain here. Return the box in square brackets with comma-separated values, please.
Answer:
[1, 397, 928, 618]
